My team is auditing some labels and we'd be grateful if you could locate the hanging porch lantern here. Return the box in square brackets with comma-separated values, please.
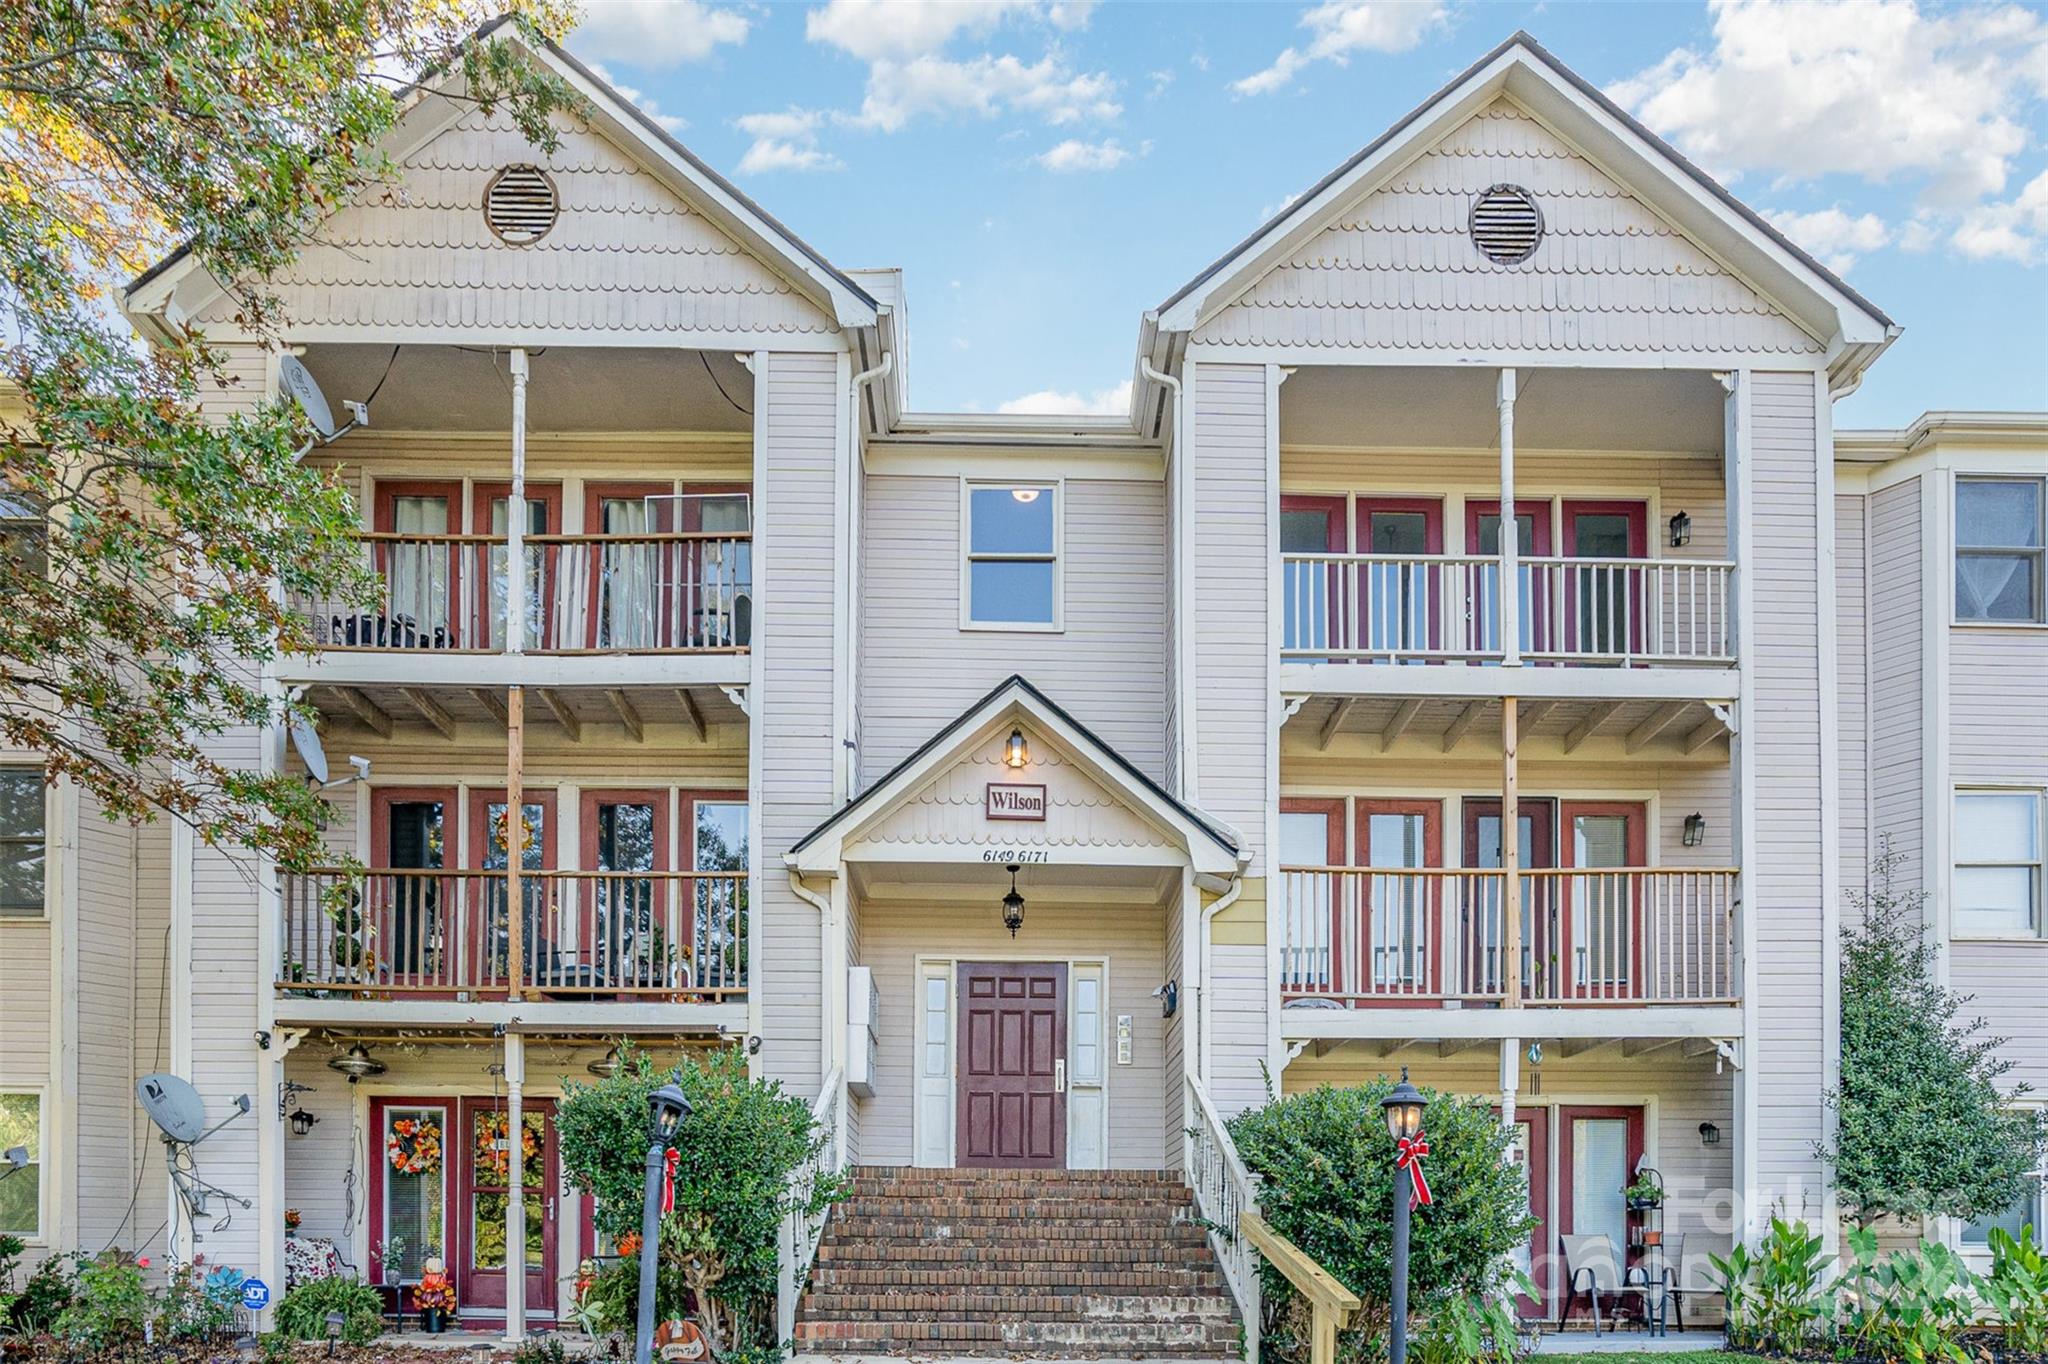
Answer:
[326, 1043, 386, 1084]
[1001, 865, 1025, 937]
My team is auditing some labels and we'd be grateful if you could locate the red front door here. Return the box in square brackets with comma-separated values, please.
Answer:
[1467, 500, 1553, 657]
[1558, 801, 1649, 1000]
[1462, 798, 1557, 1000]
[1557, 1105, 1648, 1292]
[1355, 799, 1444, 998]
[468, 788, 558, 995]
[1562, 501, 1649, 660]
[957, 962, 1067, 1168]
[456, 1096, 558, 1319]
[1497, 1108, 1551, 1318]
[1355, 498, 1444, 657]
[1280, 495, 1348, 657]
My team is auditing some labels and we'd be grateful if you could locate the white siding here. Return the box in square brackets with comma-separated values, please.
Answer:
[1868, 480, 1923, 891]
[758, 352, 839, 1091]
[1746, 372, 1827, 1217]
[1196, 98, 1820, 358]
[857, 475, 1168, 784]
[1836, 493, 1869, 895]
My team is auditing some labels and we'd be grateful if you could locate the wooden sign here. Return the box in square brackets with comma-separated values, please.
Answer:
[986, 783, 1047, 821]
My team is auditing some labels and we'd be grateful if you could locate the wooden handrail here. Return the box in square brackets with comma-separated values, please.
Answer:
[1240, 1211, 1360, 1364]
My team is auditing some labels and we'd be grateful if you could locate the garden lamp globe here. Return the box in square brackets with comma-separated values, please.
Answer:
[647, 1080, 691, 1145]
[1381, 1068, 1425, 1142]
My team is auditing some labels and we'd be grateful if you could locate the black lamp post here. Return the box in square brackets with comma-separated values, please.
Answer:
[1382, 1068, 1427, 1364]
[635, 1078, 692, 1364]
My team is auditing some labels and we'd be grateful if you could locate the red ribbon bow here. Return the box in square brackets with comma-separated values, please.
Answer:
[660, 1146, 680, 1214]
[1396, 1131, 1433, 1208]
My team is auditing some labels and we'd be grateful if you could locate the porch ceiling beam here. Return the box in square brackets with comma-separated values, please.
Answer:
[1625, 702, 1690, 754]
[1438, 1037, 1490, 1057]
[674, 688, 707, 743]
[1374, 1039, 1410, 1058]
[470, 688, 509, 726]
[1563, 701, 1623, 754]
[1684, 716, 1728, 754]
[1681, 1037, 1722, 1059]
[1520, 698, 1557, 733]
[537, 687, 582, 741]
[1441, 700, 1488, 754]
[399, 687, 456, 741]
[328, 686, 392, 739]
[1557, 1037, 1613, 1058]
[606, 689, 644, 743]
[1622, 1036, 1685, 1058]
[1318, 697, 1357, 752]
[1381, 698, 1424, 753]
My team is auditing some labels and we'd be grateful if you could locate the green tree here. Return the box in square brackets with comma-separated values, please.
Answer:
[1227, 1077, 1533, 1363]
[1821, 840, 2048, 1224]
[0, 0, 576, 868]
[555, 1044, 842, 1353]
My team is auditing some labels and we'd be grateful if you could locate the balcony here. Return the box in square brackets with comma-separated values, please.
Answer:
[277, 868, 747, 1008]
[1276, 866, 1737, 1010]
[1279, 554, 1734, 667]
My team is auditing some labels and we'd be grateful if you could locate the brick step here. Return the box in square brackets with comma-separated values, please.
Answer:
[834, 1197, 1197, 1222]
[824, 1218, 1208, 1243]
[856, 1166, 1184, 1183]
[792, 1319, 1239, 1355]
[812, 1265, 1224, 1289]
[841, 1178, 1194, 1200]
[816, 1242, 1218, 1267]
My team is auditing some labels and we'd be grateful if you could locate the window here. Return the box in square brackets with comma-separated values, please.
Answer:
[0, 1092, 41, 1239]
[1957, 478, 2045, 623]
[964, 483, 1058, 628]
[1962, 1126, 2046, 1247]
[0, 769, 45, 917]
[1954, 790, 2043, 937]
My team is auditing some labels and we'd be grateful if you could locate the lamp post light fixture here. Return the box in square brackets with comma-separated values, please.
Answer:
[1001, 865, 1025, 937]
[634, 1078, 693, 1364]
[1003, 727, 1030, 769]
[1382, 1068, 1428, 1364]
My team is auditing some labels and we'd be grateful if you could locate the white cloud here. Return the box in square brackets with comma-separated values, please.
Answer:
[735, 107, 843, 174]
[1046, 1, 1097, 30]
[1760, 206, 1892, 273]
[806, 0, 1037, 62]
[1951, 170, 2048, 264]
[1234, 1, 1450, 97]
[1258, 190, 1304, 222]
[1035, 137, 1149, 172]
[586, 62, 687, 133]
[850, 52, 1121, 132]
[1610, 0, 2048, 209]
[998, 379, 1133, 416]
[574, 0, 749, 67]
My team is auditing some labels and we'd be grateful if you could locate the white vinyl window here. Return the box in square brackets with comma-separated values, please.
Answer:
[963, 482, 1060, 629]
[1962, 1114, 2046, 1247]
[0, 1091, 43, 1240]
[1954, 790, 2044, 938]
[0, 769, 46, 918]
[1956, 478, 2045, 624]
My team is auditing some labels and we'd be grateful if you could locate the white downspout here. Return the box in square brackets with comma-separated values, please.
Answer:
[1139, 358, 1192, 799]
[1196, 873, 1243, 1091]
[841, 352, 892, 802]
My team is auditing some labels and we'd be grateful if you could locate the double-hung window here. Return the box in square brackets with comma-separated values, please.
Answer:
[1956, 478, 2045, 623]
[0, 1091, 42, 1239]
[1962, 1113, 2046, 1249]
[963, 483, 1059, 629]
[1953, 789, 2043, 938]
[0, 769, 45, 918]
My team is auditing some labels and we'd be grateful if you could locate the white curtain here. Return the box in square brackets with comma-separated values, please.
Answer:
[599, 499, 654, 648]
[389, 496, 449, 641]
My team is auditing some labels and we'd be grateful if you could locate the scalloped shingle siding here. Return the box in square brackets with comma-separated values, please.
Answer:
[1195, 99, 1822, 355]
[200, 110, 835, 335]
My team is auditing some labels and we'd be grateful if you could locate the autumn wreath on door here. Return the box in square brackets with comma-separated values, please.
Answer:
[387, 1117, 443, 1175]
[475, 1110, 540, 1180]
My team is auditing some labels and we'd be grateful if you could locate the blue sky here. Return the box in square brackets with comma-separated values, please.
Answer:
[565, 0, 2048, 428]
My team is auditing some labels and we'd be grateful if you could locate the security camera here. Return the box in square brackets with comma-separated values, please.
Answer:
[347, 755, 371, 780]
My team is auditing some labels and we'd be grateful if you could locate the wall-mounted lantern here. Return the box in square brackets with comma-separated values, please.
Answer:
[1682, 811, 1707, 847]
[1698, 1121, 1721, 1147]
[1669, 511, 1692, 548]
[1004, 727, 1030, 769]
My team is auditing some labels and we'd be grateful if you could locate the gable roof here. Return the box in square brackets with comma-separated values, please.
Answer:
[124, 19, 877, 337]
[1151, 31, 1897, 381]
[788, 674, 1243, 876]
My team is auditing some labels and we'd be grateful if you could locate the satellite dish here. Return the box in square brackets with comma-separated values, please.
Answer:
[290, 717, 330, 785]
[137, 1073, 207, 1144]
[277, 355, 338, 440]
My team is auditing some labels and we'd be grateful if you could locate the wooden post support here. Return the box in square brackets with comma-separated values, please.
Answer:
[1241, 1211, 1360, 1364]
[505, 684, 524, 1001]
[1502, 695, 1522, 1008]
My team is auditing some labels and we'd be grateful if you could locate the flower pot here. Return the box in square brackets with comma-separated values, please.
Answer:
[420, 1308, 446, 1334]
[1641, 1230, 1663, 1246]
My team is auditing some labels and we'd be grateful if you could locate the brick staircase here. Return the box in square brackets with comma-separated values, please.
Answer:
[794, 1167, 1242, 1359]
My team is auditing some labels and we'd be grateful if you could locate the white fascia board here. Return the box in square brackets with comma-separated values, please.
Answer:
[275, 651, 752, 690]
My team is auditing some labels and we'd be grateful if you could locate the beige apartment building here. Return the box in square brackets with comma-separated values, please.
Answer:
[0, 25, 2042, 1357]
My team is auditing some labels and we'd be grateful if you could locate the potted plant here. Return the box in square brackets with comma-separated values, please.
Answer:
[283, 1208, 302, 1238]
[1624, 1170, 1665, 1211]
[412, 1257, 455, 1334]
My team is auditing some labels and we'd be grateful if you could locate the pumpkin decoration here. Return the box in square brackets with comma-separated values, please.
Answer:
[387, 1117, 443, 1175]
[413, 1258, 456, 1332]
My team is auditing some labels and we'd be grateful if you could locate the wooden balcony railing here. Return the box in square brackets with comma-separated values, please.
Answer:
[289, 532, 751, 654]
[1279, 554, 1734, 665]
[279, 868, 747, 1001]
[1277, 866, 1737, 1007]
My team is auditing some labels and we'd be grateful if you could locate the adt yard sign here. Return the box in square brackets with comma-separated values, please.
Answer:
[241, 1279, 270, 1312]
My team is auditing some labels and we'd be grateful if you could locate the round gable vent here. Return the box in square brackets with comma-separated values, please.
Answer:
[1470, 184, 1543, 264]
[483, 165, 558, 245]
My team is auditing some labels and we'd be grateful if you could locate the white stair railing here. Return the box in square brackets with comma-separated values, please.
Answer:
[776, 1067, 845, 1345]
[1186, 1076, 1262, 1364]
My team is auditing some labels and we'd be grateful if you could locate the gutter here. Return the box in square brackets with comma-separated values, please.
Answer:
[1196, 873, 1243, 1090]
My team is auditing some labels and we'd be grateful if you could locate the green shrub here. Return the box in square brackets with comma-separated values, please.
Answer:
[1980, 1225, 2048, 1353]
[1838, 1228, 1977, 1364]
[52, 1252, 148, 1357]
[155, 1259, 237, 1340]
[272, 1277, 382, 1345]
[259, 1330, 296, 1364]
[556, 1045, 841, 1354]
[1411, 1280, 1525, 1364]
[7, 1254, 72, 1332]
[512, 1333, 568, 1364]
[1224, 1078, 1532, 1360]
[1713, 1215, 1833, 1353]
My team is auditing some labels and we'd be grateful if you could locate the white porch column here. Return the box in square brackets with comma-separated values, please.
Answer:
[1499, 1037, 1520, 1130]
[502, 1032, 527, 1344]
[1498, 369, 1520, 667]
[1722, 370, 1761, 1241]
[506, 348, 528, 656]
